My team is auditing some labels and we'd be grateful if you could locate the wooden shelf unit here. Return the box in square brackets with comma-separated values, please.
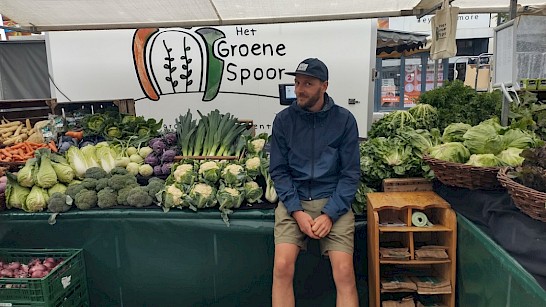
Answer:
[367, 191, 457, 307]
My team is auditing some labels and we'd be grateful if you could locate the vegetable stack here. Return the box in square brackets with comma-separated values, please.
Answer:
[175, 109, 251, 157]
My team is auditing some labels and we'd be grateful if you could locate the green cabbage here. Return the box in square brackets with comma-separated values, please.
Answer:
[442, 123, 472, 143]
[35, 149, 58, 189]
[51, 159, 75, 184]
[24, 185, 49, 212]
[17, 158, 36, 188]
[463, 122, 504, 155]
[48, 183, 68, 197]
[465, 154, 503, 167]
[5, 172, 30, 209]
[502, 129, 538, 150]
[428, 142, 470, 163]
[496, 147, 525, 166]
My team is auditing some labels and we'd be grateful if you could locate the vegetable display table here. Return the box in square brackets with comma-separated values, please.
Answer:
[0, 208, 368, 307]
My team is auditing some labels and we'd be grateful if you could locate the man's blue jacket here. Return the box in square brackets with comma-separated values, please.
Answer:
[269, 94, 360, 223]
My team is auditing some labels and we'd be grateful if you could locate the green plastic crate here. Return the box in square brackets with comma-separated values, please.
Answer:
[0, 249, 89, 307]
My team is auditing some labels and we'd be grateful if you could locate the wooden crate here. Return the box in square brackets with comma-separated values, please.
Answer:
[48, 98, 136, 116]
[382, 177, 433, 192]
[0, 98, 56, 125]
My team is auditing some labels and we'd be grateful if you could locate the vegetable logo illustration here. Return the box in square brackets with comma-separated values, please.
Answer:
[132, 27, 226, 102]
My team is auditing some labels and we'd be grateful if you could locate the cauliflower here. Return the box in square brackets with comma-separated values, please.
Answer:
[198, 161, 220, 184]
[173, 163, 195, 185]
[245, 157, 262, 179]
[244, 181, 263, 204]
[221, 164, 246, 186]
[189, 183, 217, 208]
[164, 184, 184, 208]
[250, 139, 265, 153]
[217, 186, 244, 210]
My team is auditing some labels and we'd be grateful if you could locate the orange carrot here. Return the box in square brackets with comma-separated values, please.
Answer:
[0, 149, 12, 157]
[65, 130, 84, 141]
[48, 140, 58, 152]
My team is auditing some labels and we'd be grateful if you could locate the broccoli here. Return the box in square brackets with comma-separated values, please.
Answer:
[85, 167, 108, 180]
[95, 178, 109, 191]
[47, 192, 72, 213]
[109, 167, 128, 176]
[126, 186, 154, 208]
[97, 187, 117, 209]
[116, 186, 134, 206]
[81, 178, 98, 190]
[74, 189, 97, 210]
[146, 178, 165, 200]
[108, 174, 138, 191]
[65, 183, 85, 201]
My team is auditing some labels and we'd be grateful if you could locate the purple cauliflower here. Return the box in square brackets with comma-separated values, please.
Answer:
[161, 149, 176, 163]
[164, 132, 177, 146]
[152, 140, 167, 155]
[161, 163, 173, 175]
[145, 154, 160, 166]
[153, 165, 163, 176]
[149, 137, 162, 148]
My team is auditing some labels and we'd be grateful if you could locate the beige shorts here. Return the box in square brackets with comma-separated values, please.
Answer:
[274, 198, 355, 255]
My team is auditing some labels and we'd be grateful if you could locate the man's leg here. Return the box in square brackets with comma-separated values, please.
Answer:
[329, 250, 359, 307]
[272, 243, 300, 307]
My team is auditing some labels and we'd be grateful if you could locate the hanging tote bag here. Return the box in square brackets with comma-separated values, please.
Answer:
[430, 0, 459, 59]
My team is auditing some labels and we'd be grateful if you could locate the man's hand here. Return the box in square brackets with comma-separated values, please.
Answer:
[312, 214, 333, 238]
[292, 211, 320, 239]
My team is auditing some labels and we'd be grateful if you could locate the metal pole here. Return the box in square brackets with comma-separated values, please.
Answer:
[510, 0, 518, 20]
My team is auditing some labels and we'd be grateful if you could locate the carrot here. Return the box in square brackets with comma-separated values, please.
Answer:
[26, 142, 46, 149]
[1, 149, 12, 157]
[48, 140, 58, 152]
[8, 142, 27, 150]
[65, 130, 84, 141]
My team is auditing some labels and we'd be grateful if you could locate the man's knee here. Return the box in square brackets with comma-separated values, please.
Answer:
[332, 262, 356, 285]
[273, 257, 295, 280]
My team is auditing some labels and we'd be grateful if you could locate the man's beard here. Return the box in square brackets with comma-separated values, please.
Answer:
[297, 90, 322, 111]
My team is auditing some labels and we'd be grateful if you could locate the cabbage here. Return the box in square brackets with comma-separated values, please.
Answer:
[96, 142, 118, 173]
[67, 146, 90, 179]
[17, 158, 36, 188]
[502, 129, 537, 150]
[5, 173, 30, 209]
[496, 147, 525, 166]
[428, 142, 470, 163]
[465, 154, 503, 167]
[442, 123, 472, 143]
[24, 185, 49, 212]
[463, 122, 504, 155]
[51, 160, 75, 184]
[35, 149, 58, 189]
[48, 183, 68, 197]
[80, 145, 100, 168]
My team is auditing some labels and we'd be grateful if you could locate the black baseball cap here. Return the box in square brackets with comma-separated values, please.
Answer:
[286, 58, 328, 82]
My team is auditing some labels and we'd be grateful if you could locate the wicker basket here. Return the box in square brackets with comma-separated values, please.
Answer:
[497, 167, 546, 222]
[423, 155, 503, 190]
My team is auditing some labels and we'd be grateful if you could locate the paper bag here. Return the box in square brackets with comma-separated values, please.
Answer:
[430, 0, 459, 59]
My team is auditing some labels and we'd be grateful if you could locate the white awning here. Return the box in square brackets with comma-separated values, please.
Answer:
[1, 0, 545, 32]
